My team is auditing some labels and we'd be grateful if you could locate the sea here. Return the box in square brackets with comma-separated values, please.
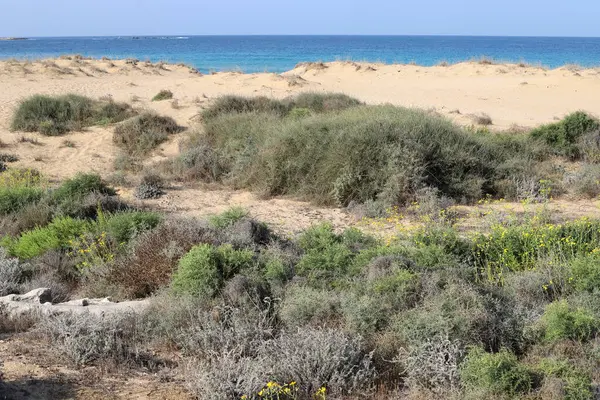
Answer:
[1, 35, 599, 74]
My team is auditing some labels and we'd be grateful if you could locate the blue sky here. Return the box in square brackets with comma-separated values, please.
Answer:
[1, 0, 599, 37]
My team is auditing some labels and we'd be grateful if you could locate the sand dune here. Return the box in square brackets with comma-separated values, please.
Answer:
[1, 56, 600, 233]
[1, 57, 598, 177]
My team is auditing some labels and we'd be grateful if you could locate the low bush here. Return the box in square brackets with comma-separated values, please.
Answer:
[279, 285, 342, 328]
[569, 253, 600, 293]
[536, 359, 594, 400]
[106, 218, 217, 298]
[0, 186, 44, 216]
[11, 94, 135, 135]
[134, 173, 164, 200]
[474, 218, 600, 282]
[208, 206, 248, 229]
[102, 211, 161, 243]
[529, 111, 600, 159]
[113, 112, 181, 155]
[51, 173, 115, 206]
[295, 224, 372, 284]
[404, 335, 464, 394]
[151, 89, 173, 101]
[197, 100, 535, 208]
[0, 248, 28, 296]
[541, 300, 599, 342]
[4, 216, 90, 259]
[201, 93, 361, 121]
[171, 243, 254, 297]
[0, 201, 53, 237]
[38, 312, 140, 366]
[568, 164, 600, 199]
[460, 347, 534, 397]
[264, 328, 376, 397]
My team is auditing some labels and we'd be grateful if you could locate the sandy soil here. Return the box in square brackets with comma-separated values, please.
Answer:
[0, 333, 191, 400]
[0, 57, 598, 234]
[1, 56, 600, 397]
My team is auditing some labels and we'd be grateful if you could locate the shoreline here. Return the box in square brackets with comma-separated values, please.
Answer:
[1, 54, 599, 73]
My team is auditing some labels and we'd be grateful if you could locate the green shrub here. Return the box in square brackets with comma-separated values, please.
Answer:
[171, 244, 254, 297]
[292, 92, 362, 113]
[103, 211, 161, 243]
[460, 347, 534, 397]
[260, 245, 297, 284]
[208, 207, 248, 229]
[537, 359, 593, 400]
[568, 253, 600, 293]
[530, 112, 600, 159]
[474, 218, 600, 282]
[11, 94, 134, 135]
[198, 103, 529, 207]
[569, 164, 600, 198]
[52, 173, 115, 203]
[201, 93, 361, 121]
[0, 186, 44, 216]
[113, 112, 181, 156]
[5, 217, 90, 259]
[541, 300, 599, 342]
[296, 224, 356, 283]
[151, 90, 173, 102]
[279, 286, 342, 328]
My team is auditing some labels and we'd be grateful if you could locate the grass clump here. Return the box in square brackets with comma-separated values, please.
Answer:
[201, 92, 362, 120]
[3, 216, 90, 259]
[113, 112, 181, 156]
[52, 173, 115, 203]
[530, 111, 600, 159]
[541, 300, 599, 342]
[171, 244, 254, 297]
[0, 186, 44, 216]
[460, 347, 534, 397]
[208, 207, 248, 229]
[11, 94, 135, 135]
[151, 89, 173, 101]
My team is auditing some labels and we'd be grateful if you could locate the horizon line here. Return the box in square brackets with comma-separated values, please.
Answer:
[4, 34, 600, 39]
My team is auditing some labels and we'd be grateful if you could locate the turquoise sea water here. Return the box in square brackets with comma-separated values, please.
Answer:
[1, 36, 599, 73]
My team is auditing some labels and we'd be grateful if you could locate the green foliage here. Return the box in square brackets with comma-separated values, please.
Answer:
[201, 93, 361, 121]
[280, 286, 341, 328]
[171, 244, 254, 297]
[474, 218, 600, 282]
[5, 217, 90, 259]
[151, 89, 173, 101]
[113, 112, 181, 156]
[0, 186, 44, 216]
[569, 253, 600, 293]
[460, 347, 534, 397]
[541, 300, 599, 342]
[208, 207, 248, 229]
[295, 224, 367, 283]
[537, 359, 594, 400]
[11, 94, 135, 135]
[52, 173, 115, 203]
[530, 112, 600, 159]
[292, 92, 362, 113]
[102, 211, 161, 243]
[197, 100, 536, 208]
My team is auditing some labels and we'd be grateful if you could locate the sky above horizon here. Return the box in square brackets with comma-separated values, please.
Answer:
[1, 0, 599, 37]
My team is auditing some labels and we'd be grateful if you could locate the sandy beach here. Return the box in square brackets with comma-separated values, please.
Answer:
[1, 58, 599, 174]
[0, 56, 598, 232]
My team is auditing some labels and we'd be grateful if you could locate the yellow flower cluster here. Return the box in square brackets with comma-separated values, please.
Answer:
[243, 381, 326, 400]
